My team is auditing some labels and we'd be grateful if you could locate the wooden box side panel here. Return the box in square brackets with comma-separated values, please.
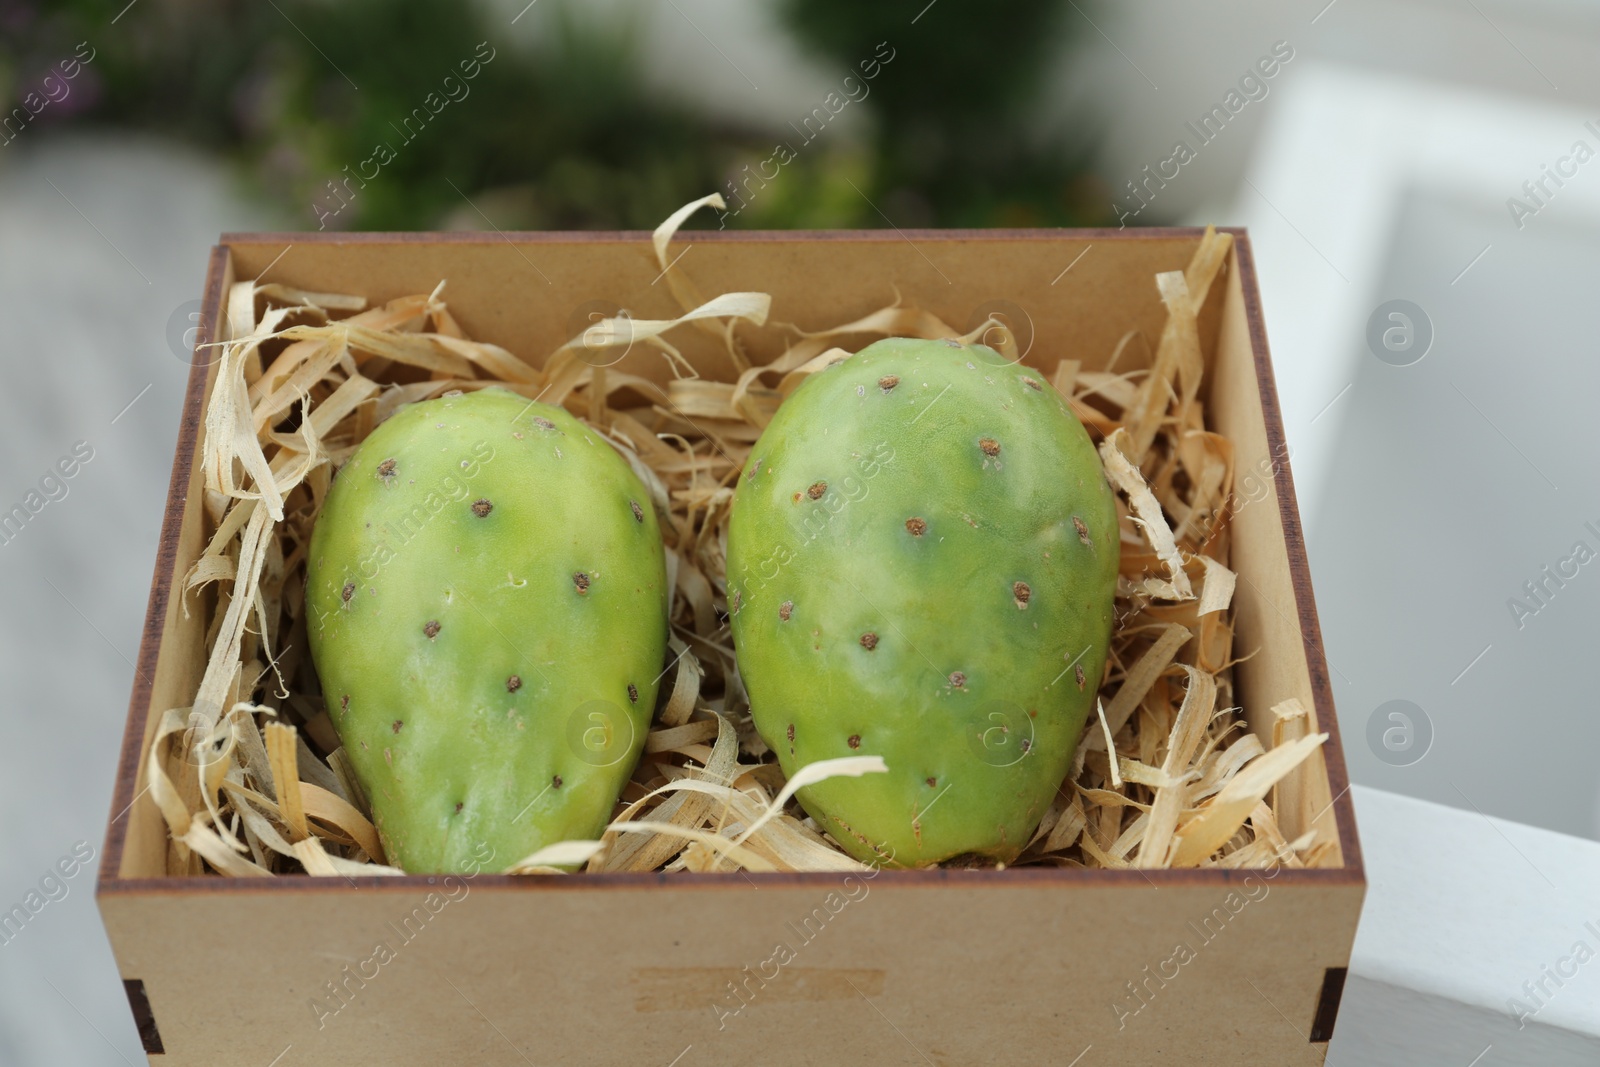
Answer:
[102, 875, 1363, 1067]
[220, 231, 1201, 387]
[104, 249, 233, 881]
[1210, 240, 1350, 862]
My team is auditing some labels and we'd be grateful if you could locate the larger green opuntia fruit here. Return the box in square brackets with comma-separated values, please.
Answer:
[726, 338, 1119, 868]
[306, 388, 669, 873]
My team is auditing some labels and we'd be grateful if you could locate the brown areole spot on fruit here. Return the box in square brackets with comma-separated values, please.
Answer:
[926, 776, 937, 787]
[376, 458, 397, 482]
[340, 694, 349, 712]
[730, 589, 742, 615]
[454, 802, 463, 814]
[787, 723, 795, 742]
[1073, 515, 1091, 545]
[779, 600, 794, 621]
[392, 720, 403, 734]
[472, 498, 493, 518]
[949, 671, 967, 688]
[1013, 580, 1031, 608]
[506, 675, 522, 693]
[979, 438, 1001, 457]
[552, 774, 563, 789]
[341, 581, 355, 604]
[573, 572, 591, 594]
[1021, 376, 1042, 391]
[630, 500, 644, 523]
[848, 734, 861, 749]
[807, 481, 827, 500]
[1076, 664, 1087, 690]
[878, 374, 900, 392]
[532, 416, 556, 431]
[942, 338, 963, 349]
[859, 632, 879, 651]
[905, 517, 927, 537]
[424, 620, 441, 639]
[628, 683, 639, 703]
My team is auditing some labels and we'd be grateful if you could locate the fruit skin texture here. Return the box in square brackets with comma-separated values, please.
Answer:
[726, 339, 1119, 868]
[305, 388, 668, 873]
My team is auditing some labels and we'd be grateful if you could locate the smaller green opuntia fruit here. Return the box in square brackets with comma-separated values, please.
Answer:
[306, 388, 669, 873]
[726, 338, 1120, 867]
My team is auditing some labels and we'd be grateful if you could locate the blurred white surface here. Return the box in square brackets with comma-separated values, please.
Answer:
[1222, 62, 1600, 841]
[1334, 786, 1600, 1066]
[1223, 61, 1600, 532]
[1079, 0, 1600, 226]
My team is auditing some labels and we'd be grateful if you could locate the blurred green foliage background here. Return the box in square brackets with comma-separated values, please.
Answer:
[0, 0, 1110, 230]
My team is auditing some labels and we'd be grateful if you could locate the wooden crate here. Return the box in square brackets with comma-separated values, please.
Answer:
[97, 228, 1363, 1066]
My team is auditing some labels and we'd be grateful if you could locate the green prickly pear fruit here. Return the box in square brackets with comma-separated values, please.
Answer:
[726, 338, 1119, 868]
[305, 388, 669, 873]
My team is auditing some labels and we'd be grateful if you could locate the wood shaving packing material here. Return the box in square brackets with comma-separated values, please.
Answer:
[147, 204, 1333, 877]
